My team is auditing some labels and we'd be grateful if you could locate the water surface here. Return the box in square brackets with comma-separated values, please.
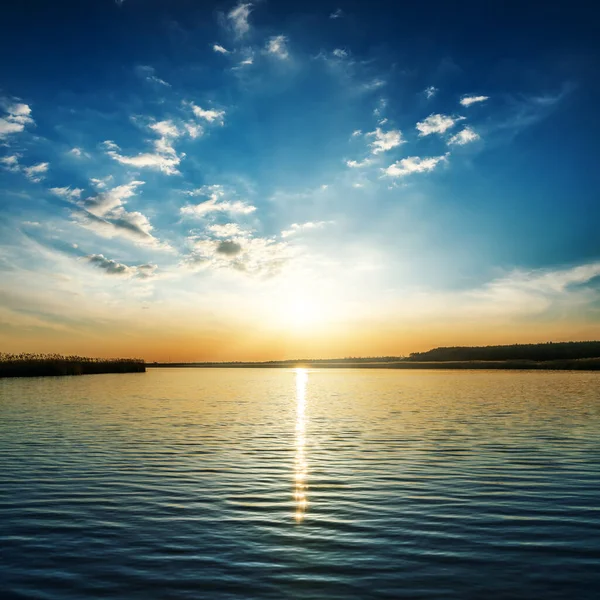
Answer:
[1, 368, 600, 599]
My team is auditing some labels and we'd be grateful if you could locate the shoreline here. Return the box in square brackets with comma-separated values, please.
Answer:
[149, 358, 600, 371]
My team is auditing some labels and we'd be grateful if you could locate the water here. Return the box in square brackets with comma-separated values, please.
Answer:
[1, 368, 600, 599]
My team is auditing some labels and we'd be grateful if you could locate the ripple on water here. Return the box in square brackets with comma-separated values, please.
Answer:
[1, 368, 600, 599]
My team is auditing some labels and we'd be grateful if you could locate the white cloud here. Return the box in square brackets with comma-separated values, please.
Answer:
[188, 102, 225, 123]
[346, 158, 372, 168]
[0, 154, 20, 172]
[228, 2, 252, 37]
[213, 44, 230, 54]
[460, 95, 489, 107]
[23, 162, 49, 182]
[136, 65, 170, 87]
[71, 180, 168, 249]
[68, 147, 89, 158]
[330, 8, 343, 19]
[149, 120, 180, 138]
[238, 57, 254, 66]
[281, 221, 330, 238]
[208, 223, 250, 238]
[416, 113, 461, 136]
[366, 127, 403, 154]
[181, 197, 256, 218]
[184, 234, 291, 277]
[184, 122, 203, 139]
[84, 254, 157, 279]
[0, 102, 34, 138]
[266, 35, 289, 59]
[50, 187, 83, 200]
[105, 140, 182, 175]
[424, 86, 438, 99]
[332, 48, 347, 58]
[104, 120, 185, 175]
[448, 126, 480, 146]
[180, 186, 256, 218]
[383, 154, 448, 178]
[351, 129, 362, 137]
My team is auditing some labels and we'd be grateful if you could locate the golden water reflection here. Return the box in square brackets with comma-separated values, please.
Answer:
[294, 368, 308, 522]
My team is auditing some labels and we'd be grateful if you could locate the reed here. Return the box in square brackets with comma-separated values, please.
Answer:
[0, 353, 145, 378]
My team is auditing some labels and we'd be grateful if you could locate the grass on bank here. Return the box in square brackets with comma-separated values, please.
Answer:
[0, 354, 145, 378]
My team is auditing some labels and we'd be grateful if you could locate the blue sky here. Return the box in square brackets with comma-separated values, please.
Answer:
[1, 0, 599, 360]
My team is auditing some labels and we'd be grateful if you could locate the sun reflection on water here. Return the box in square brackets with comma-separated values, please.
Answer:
[294, 368, 308, 522]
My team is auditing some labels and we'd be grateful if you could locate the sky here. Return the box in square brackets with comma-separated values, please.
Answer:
[1, 0, 599, 361]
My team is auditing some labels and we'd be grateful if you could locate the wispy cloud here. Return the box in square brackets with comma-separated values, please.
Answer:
[281, 221, 330, 238]
[70, 180, 168, 249]
[366, 127, 403, 154]
[228, 2, 252, 37]
[460, 95, 489, 107]
[329, 8, 343, 19]
[23, 162, 49, 182]
[180, 187, 256, 218]
[346, 158, 372, 168]
[0, 154, 20, 172]
[187, 102, 226, 123]
[213, 44, 230, 54]
[50, 187, 83, 200]
[416, 113, 462, 136]
[448, 126, 480, 146]
[266, 35, 289, 59]
[424, 86, 438, 99]
[207, 223, 250, 238]
[104, 119, 186, 175]
[68, 147, 90, 159]
[136, 65, 170, 87]
[184, 234, 291, 277]
[0, 101, 34, 138]
[332, 48, 348, 59]
[84, 254, 157, 279]
[383, 154, 448, 178]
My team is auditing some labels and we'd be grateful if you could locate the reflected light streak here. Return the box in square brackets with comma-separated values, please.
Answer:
[294, 368, 309, 522]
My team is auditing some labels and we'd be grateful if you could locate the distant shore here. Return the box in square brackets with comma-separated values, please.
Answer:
[150, 358, 600, 371]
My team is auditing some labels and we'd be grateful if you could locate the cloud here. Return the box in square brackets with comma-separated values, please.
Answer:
[208, 223, 250, 237]
[84, 254, 157, 279]
[351, 129, 362, 137]
[329, 8, 343, 19]
[266, 35, 289, 59]
[104, 119, 185, 175]
[184, 234, 291, 277]
[228, 2, 252, 37]
[382, 154, 448, 178]
[68, 147, 89, 158]
[448, 126, 480, 146]
[180, 185, 256, 218]
[213, 44, 230, 54]
[71, 180, 168, 249]
[181, 198, 256, 218]
[424, 86, 438, 99]
[460, 95, 489, 107]
[281, 221, 330, 238]
[346, 158, 372, 168]
[136, 65, 170, 87]
[237, 57, 254, 67]
[187, 102, 225, 123]
[23, 162, 49, 182]
[416, 113, 462, 136]
[0, 154, 20, 172]
[366, 127, 403, 154]
[50, 186, 83, 200]
[0, 101, 34, 138]
[332, 48, 348, 59]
